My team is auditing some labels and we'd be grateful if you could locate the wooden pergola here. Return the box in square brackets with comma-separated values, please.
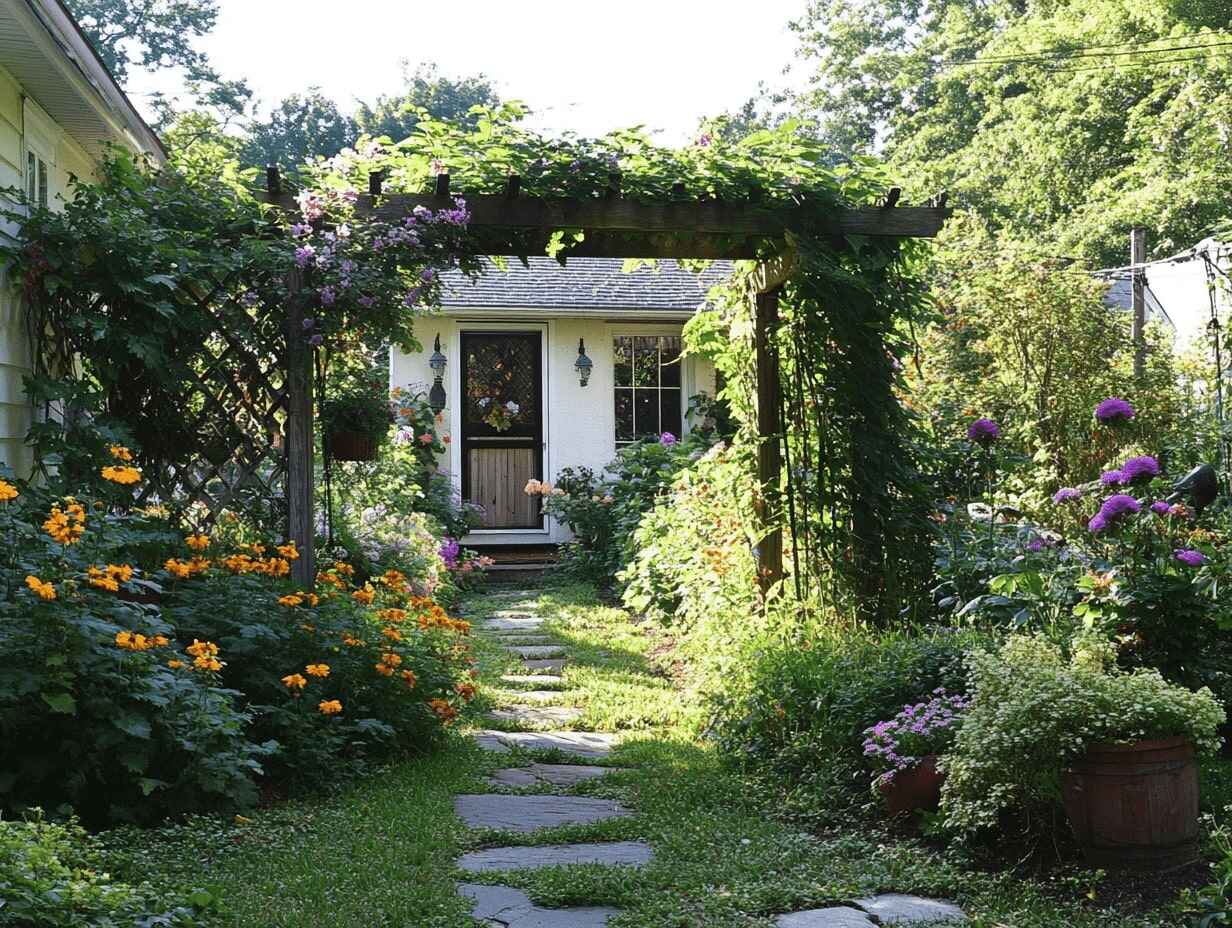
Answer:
[266, 169, 951, 589]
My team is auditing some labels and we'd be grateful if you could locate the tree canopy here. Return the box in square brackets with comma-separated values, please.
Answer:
[354, 63, 500, 140]
[242, 91, 358, 174]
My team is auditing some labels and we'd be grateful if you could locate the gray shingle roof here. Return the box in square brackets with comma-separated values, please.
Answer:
[439, 257, 734, 311]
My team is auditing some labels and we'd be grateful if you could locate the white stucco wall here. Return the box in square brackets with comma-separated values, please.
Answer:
[391, 313, 716, 545]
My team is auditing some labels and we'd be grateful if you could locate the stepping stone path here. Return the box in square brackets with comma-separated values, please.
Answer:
[461, 592, 966, 927]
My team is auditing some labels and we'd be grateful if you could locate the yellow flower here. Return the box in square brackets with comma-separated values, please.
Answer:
[87, 566, 119, 592]
[185, 534, 210, 552]
[305, 663, 330, 678]
[115, 631, 154, 652]
[380, 652, 402, 668]
[152, 635, 170, 647]
[276, 541, 299, 560]
[109, 445, 134, 462]
[100, 465, 142, 485]
[43, 503, 85, 545]
[351, 585, 375, 605]
[164, 559, 192, 580]
[318, 699, 343, 715]
[167, 659, 185, 669]
[25, 575, 56, 601]
[374, 662, 395, 677]
[306, 593, 320, 607]
[342, 633, 365, 647]
[378, 608, 407, 624]
[278, 594, 304, 607]
[382, 626, 402, 641]
[282, 673, 308, 690]
[0, 480, 18, 502]
[186, 639, 223, 671]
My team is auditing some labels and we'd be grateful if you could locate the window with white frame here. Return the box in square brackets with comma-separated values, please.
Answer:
[25, 150, 48, 208]
[613, 334, 683, 446]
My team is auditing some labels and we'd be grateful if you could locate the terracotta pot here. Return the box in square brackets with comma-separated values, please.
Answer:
[879, 754, 945, 814]
[326, 429, 378, 462]
[1062, 736, 1199, 870]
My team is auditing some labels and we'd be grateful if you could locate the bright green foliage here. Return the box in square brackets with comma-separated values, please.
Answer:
[940, 632, 1225, 834]
[0, 813, 218, 928]
[794, 0, 1232, 264]
[354, 63, 501, 141]
[243, 91, 359, 173]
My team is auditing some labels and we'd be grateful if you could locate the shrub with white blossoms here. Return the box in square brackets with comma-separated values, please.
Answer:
[940, 632, 1225, 835]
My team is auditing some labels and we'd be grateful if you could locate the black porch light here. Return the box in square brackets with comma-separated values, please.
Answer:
[575, 338, 593, 387]
[428, 334, 447, 411]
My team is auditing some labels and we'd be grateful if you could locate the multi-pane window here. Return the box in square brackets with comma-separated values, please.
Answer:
[613, 335, 683, 446]
[25, 151, 48, 208]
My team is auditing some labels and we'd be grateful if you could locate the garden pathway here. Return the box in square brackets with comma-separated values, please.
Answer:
[452, 587, 967, 928]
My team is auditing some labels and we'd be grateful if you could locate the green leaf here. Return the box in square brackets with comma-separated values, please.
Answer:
[41, 691, 76, 714]
[113, 713, 153, 739]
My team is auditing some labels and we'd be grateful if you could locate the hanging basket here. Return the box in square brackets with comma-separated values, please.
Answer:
[326, 429, 378, 462]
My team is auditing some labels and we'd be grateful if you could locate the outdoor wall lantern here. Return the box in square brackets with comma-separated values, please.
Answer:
[575, 338, 593, 387]
[428, 334, 447, 411]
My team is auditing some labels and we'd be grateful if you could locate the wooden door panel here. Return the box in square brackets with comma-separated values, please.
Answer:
[469, 447, 540, 528]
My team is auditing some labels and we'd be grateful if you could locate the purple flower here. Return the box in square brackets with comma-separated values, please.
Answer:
[660, 432, 677, 446]
[1100, 469, 1126, 487]
[1150, 500, 1171, 516]
[308, 334, 323, 347]
[1175, 548, 1206, 566]
[301, 317, 315, 331]
[421, 268, 437, 283]
[439, 538, 460, 568]
[358, 295, 376, 309]
[1026, 539, 1043, 553]
[696, 133, 713, 148]
[294, 245, 316, 268]
[1121, 455, 1159, 483]
[1053, 487, 1082, 504]
[290, 222, 311, 237]
[319, 286, 336, 307]
[967, 417, 1000, 447]
[1095, 397, 1135, 424]
[1088, 512, 1108, 533]
[1100, 494, 1142, 520]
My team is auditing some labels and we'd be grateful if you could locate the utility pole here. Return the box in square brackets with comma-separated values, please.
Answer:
[1131, 228, 1147, 379]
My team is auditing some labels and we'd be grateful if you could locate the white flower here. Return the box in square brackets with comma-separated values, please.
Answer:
[506, 401, 520, 414]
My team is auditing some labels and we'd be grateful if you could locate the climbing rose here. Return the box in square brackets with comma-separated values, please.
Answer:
[1095, 397, 1135, 424]
[967, 418, 1000, 447]
[1121, 455, 1159, 483]
[660, 432, 677, 445]
[1052, 487, 1082, 503]
[1150, 500, 1171, 516]
[1175, 548, 1206, 566]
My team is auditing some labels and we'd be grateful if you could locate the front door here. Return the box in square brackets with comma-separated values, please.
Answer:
[460, 332, 544, 529]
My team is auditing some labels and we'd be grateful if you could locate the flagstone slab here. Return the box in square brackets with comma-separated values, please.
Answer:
[522, 659, 566, 673]
[488, 705, 583, 727]
[487, 764, 626, 788]
[775, 907, 875, 927]
[507, 645, 567, 659]
[454, 794, 630, 833]
[492, 609, 539, 618]
[501, 674, 565, 688]
[470, 729, 619, 758]
[502, 689, 568, 704]
[485, 618, 545, 632]
[457, 840, 654, 873]
[854, 895, 966, 924]
[496, 635, 554, 645]
[457, 883, 620, 927]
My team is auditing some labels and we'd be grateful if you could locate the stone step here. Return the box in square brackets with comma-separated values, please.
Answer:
[494, 635, 554, 645]
[491, 609, 540, 619]
[775, 896, 967, 927]
[522, 658, 566, 674]
[501, 674, 565, 688]
[487, 764, 628, 788]
[498, 689, 569, 704]
[471, 729, 619, 759]
[457, 840, 654, 873]
[485, 618, 545, 632]
[454, 793, 629, 833]
[458, 883, 620, 927]
[506, 645, 567, 659]
[487, 705, 583, 727]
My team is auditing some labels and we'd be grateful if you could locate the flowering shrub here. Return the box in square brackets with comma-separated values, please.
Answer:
[527, 469, 615, 580]
[939, 633, 1225, 835]
[863, 690, 970, 786]
[0, 813, 217, 927]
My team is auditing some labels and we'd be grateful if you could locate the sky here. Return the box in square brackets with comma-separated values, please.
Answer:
[125, 0, 810, 144]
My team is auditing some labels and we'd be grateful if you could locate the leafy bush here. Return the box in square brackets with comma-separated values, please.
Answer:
[940, 633, 1226, 835]
[322, 379, 392, 448]
[0, 813, 218, 927]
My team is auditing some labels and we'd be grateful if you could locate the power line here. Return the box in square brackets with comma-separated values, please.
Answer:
[1043, 51, 1232, 74]
[943, 31, 1232, 70]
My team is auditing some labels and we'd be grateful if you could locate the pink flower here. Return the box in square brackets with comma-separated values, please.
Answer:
[418, 433, 434, 445]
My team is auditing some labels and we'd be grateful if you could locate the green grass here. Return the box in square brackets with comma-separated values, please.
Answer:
[100, 578, 1198, 927]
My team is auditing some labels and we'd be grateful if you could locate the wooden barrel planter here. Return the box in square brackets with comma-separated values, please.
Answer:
[325, 429, 378, 462]
[1061, 736, 1199, 870]
[879, 755, 945, 814]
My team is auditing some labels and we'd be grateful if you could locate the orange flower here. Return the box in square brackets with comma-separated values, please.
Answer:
[455, 682, 476, 701]
[278, 593, 304, 607]
[379, 652, 402, 668]
[374, 662, 395, 676]
[351, 585, 375, 605]
[318, 699, 343, 715]
[185, 534, 210, 551]
[0, 480, 18, 502]
[428, 698, 457, 722]
[109, 444, 134, 461]
[401, 670, 418, 688]
[382, 626, 402, 641]
[25, 575, 55, 601]
[167, 659, 185, 669]
[282, 673, 308, 690]
[276, 541, 299, 560]
[101, 465, 142, 485]
[305, 663, 330, 678]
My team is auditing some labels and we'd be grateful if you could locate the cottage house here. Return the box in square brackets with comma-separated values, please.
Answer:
[390, 257, 731, 546]
[0, 0, 163, 474]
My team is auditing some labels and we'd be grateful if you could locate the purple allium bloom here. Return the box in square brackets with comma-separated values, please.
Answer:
[1053, 487, 1082, 504]
[1100, 469, 1126, 487]
[1121, 455, 1159, 483]
[1150, 500, 1171, 516]
[1100, 494, 1142, 520]
[967, 417, 1000, 447]
[660, 432, 677, 446]
[1175, 548, 1206, 567]
[1095, 397, 1135, 424]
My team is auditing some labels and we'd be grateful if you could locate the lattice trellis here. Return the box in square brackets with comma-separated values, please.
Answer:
[126, 270, 292, 531]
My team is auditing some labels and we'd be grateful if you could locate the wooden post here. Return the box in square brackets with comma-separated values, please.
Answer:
[754, 287, 783, 595]
[285, 269, 315, 588]
[1132, 228, 1147, 378]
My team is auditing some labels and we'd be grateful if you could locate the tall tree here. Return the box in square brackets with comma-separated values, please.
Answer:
[354, 62, 500, 141]
[792, 0, 1232, 264]
[243, 91, 358, 173]
[63, 0, 250, 124]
